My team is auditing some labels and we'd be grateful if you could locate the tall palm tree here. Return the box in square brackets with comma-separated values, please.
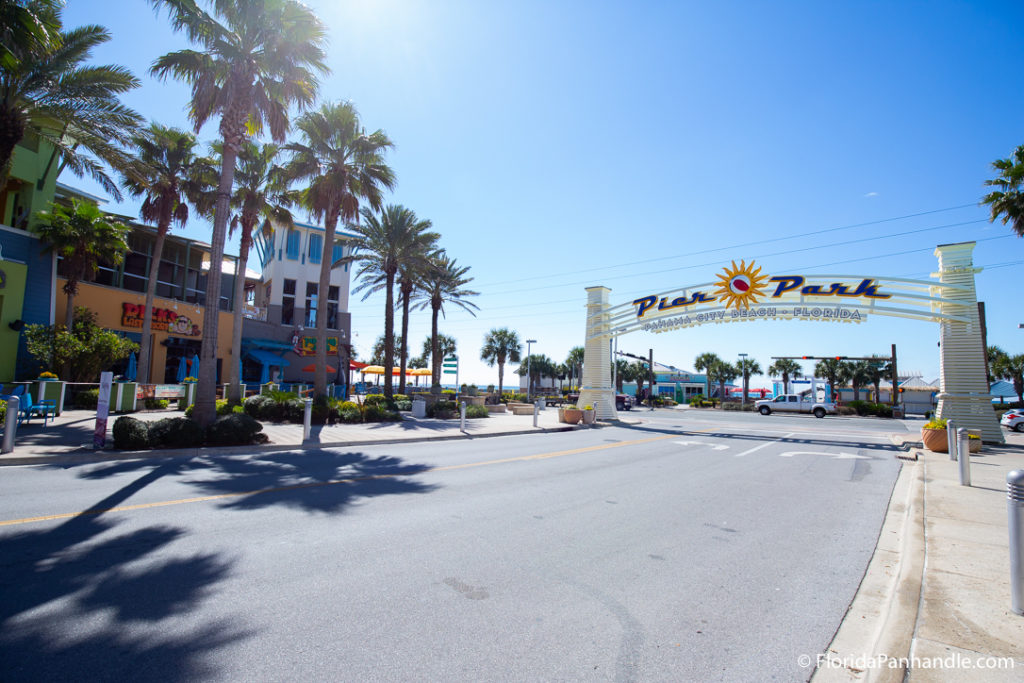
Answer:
[32, 199, 129, 331]
[988, 345, 1008, 384]
[982, 145, 1024, 237]
[694, 352, 721, 398]
[151, 0, 327, 425]
[121, 123, 213, 385]
[220, 140, 293, 403]
[347, 205, 438, 397]
[613, 359, 630, 392]
[415, 254, 478, 392]
[1, 0, 61, 71]
[814, 358, 844, 401]
[565, 346, 585, 391]
[708, 359, 738, 402]
[0, 6, 141, 197]
[481, 328, 521, 398]
[843, 360, 873, 401]
[418, 334, 456, 374]
[865, 355, 892, 403]
[737, 357, 762, 403]
[768, 358, 802, 395]
[286, 103, 396, 398]
[631, 359, 649, 400]
[517, 354, 554, 396]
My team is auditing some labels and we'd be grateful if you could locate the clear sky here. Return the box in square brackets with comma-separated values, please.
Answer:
[61, 0, 1024, 389]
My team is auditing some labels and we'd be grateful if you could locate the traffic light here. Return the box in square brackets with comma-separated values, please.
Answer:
[802, 356, 810, 359]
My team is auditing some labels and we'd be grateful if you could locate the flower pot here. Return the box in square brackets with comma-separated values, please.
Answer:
[582, 409, 596, 425]
[921, 427, 948, 453]
[561, 408, 583, 424]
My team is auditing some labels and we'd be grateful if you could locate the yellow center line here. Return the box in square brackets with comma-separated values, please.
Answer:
[0, 430, 710, 528]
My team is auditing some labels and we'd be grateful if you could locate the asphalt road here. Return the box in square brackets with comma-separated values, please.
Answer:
[0, 409, 909, 682]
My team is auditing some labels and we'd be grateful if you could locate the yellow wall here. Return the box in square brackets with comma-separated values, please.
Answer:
[56, 279, 237, 381]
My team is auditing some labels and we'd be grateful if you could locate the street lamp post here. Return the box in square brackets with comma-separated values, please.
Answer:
[526, 339, 537, 401]
[739, 352, 748, 407]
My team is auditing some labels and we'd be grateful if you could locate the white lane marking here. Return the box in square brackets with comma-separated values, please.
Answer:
[779, 451, 868, 459]
[673, 441, 729, 451]
[735, 432, 795, 457]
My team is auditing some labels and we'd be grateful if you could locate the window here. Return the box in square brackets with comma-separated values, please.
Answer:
[327, 285, 339, 328]
[332, 242, 345, 267]
[308, 233, 323, 264]
[788, 396, 798, 403]
[282, 278, 296, 325]
[285, 230, 300, 260]
[304, 282, 318, 327]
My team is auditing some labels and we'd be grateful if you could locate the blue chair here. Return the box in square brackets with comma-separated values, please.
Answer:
[16, 391, 34, 426]
[31, 399, 57, 426]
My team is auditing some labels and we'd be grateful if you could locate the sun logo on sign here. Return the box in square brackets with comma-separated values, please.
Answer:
[713, 259, 770, 310]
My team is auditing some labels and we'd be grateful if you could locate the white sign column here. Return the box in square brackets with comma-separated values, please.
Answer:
[934, 242, 1004, 443]
[579, 286, 617, 419]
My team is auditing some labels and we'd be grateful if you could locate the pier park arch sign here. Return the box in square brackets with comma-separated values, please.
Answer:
[578, 241, 1003, 443]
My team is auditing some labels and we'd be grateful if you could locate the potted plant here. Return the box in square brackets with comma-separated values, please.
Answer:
[921, 417, 948, 453]
[582, 404, 596, 425]
[31, 371, 67, 416]
[560, 406, 583, 424]
[38, 371, 58, 381]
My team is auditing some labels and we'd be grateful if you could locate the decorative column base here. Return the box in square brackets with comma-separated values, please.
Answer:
[580, 286, 618, 420]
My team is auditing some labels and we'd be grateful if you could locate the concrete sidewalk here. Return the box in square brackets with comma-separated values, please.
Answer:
[0, 405, 580, 466]
[818, 430, 1024, 682]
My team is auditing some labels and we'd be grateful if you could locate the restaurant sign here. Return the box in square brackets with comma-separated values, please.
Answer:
[122, 303, 201, 337]
[299, 336, 339, 356]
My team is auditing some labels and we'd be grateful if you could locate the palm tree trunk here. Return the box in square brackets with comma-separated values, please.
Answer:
[137, 225, 169, 385]
[227, 227, 252, 404]
[193, 142, 238, 427]
[497, 361, 504, 397]
[398, 286, 410, 395]
[64, 287, 76, 331]
[383, 270, 396, 400]
[430, 303, 441, 393]
[315, 212, 339, 399]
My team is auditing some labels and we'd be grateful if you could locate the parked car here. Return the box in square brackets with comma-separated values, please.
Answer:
[1000, 410, 1024, 432]
[755, 394, 836, 418]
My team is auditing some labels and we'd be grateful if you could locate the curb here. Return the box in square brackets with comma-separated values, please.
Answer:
[0, 423, 580, 468]
[812, 456, 925, 682]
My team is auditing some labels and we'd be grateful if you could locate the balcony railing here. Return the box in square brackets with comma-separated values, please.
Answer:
[243, 304, 268, 321]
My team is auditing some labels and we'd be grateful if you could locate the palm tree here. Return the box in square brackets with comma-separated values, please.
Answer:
[414, 254, 479, 393]
[347, 205, 438, 397]
[737, 357, 762, 403]
[0, 5, 141, 197]
[694, 352, 721, 398]
[287, 103, 396, 398]
[708, 359, 738, 402]
[32, 199, 129, 331]
[370, 333, 405, 367]
[767, 358, 802, 395]
[613, 359, 630, 392]
[565, 346, 585, 391]
[631, 359, 649, 400]
[843, 360, 873, 401]
[417, 334, 456, 375]
[988, 345, 1008, 384]
[481, 328, 521, 397]
[982, 145, 1024, 237]
[121, 123, 213, 385]
[219, 140, 293, 403]
[151, 0, 327, 425]
[814, 358, 844, 401]
[517, 354, 554, 396]
[865, 356, 892, 403]
[993, 353, 1024, 403]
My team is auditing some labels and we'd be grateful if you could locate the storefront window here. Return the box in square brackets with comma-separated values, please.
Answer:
[304, 282, 318, 327]
[327, 285, 339, 329]
[286, 230, 299, 260]
[282, 278, 295, 325]
[308, 233, 322, 264]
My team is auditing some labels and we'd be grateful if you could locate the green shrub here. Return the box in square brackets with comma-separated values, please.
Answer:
[924, 417, 948, 430]
[112, 416, 149, 450]
[74, 388, 99, 409]
[393, 394, 409, 402]
[186, 398, 236, 419]
[232, 404, 244, 414]
[144, 398, 169, 410]
[364, 394, 388, 407]
[465, 404, 489, 418]
[722, 402, 754, 411]
[364, 403, 401, 422]
[0, 400, 5, 424]
[148, 417, 204, 449]
[336, 401, 363, 423]
[205, 413, 263, 446]
[835, 406, 857, 416]
[427, 400, 458, 419]
[394, 400, 412, 411]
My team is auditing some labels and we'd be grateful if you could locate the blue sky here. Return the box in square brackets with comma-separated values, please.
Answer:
[62, 0, 1024, 388]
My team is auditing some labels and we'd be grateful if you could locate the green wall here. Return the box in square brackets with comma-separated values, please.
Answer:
[0, 261, 27, 381]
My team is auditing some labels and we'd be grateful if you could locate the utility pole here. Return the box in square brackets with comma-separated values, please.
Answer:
[891, 343, 899, 411]
[649, 348, 655, 409]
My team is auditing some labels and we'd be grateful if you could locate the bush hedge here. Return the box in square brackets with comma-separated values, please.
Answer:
[465, 404, 489, 418]
[112, 416, 149, 450]
[205, 413, 264, 446]
[147, 417, 204, 449]
[144, 398, 170, 410]
[845, 400, 894, 418]
[74, 388, 99, 409]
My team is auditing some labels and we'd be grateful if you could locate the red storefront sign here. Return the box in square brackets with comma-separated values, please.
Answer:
[121, 303, 201, 337]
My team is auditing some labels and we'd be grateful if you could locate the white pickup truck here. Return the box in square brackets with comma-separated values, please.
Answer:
[755, 394, 837, 418]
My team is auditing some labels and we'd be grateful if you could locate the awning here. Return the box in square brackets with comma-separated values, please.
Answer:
[244, 338, 295, 351]
[246, 349, 291, 367]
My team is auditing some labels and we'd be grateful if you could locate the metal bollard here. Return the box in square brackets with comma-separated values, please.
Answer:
[946, 418, 957, 461]
[533, 400, 540, 428]
[1, 395, 19, 454]
[957, 428, 970, 487]
[302, 398, 312, 442]
[1008, 470, 1024, 616]
[460, 401, 467, 432]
